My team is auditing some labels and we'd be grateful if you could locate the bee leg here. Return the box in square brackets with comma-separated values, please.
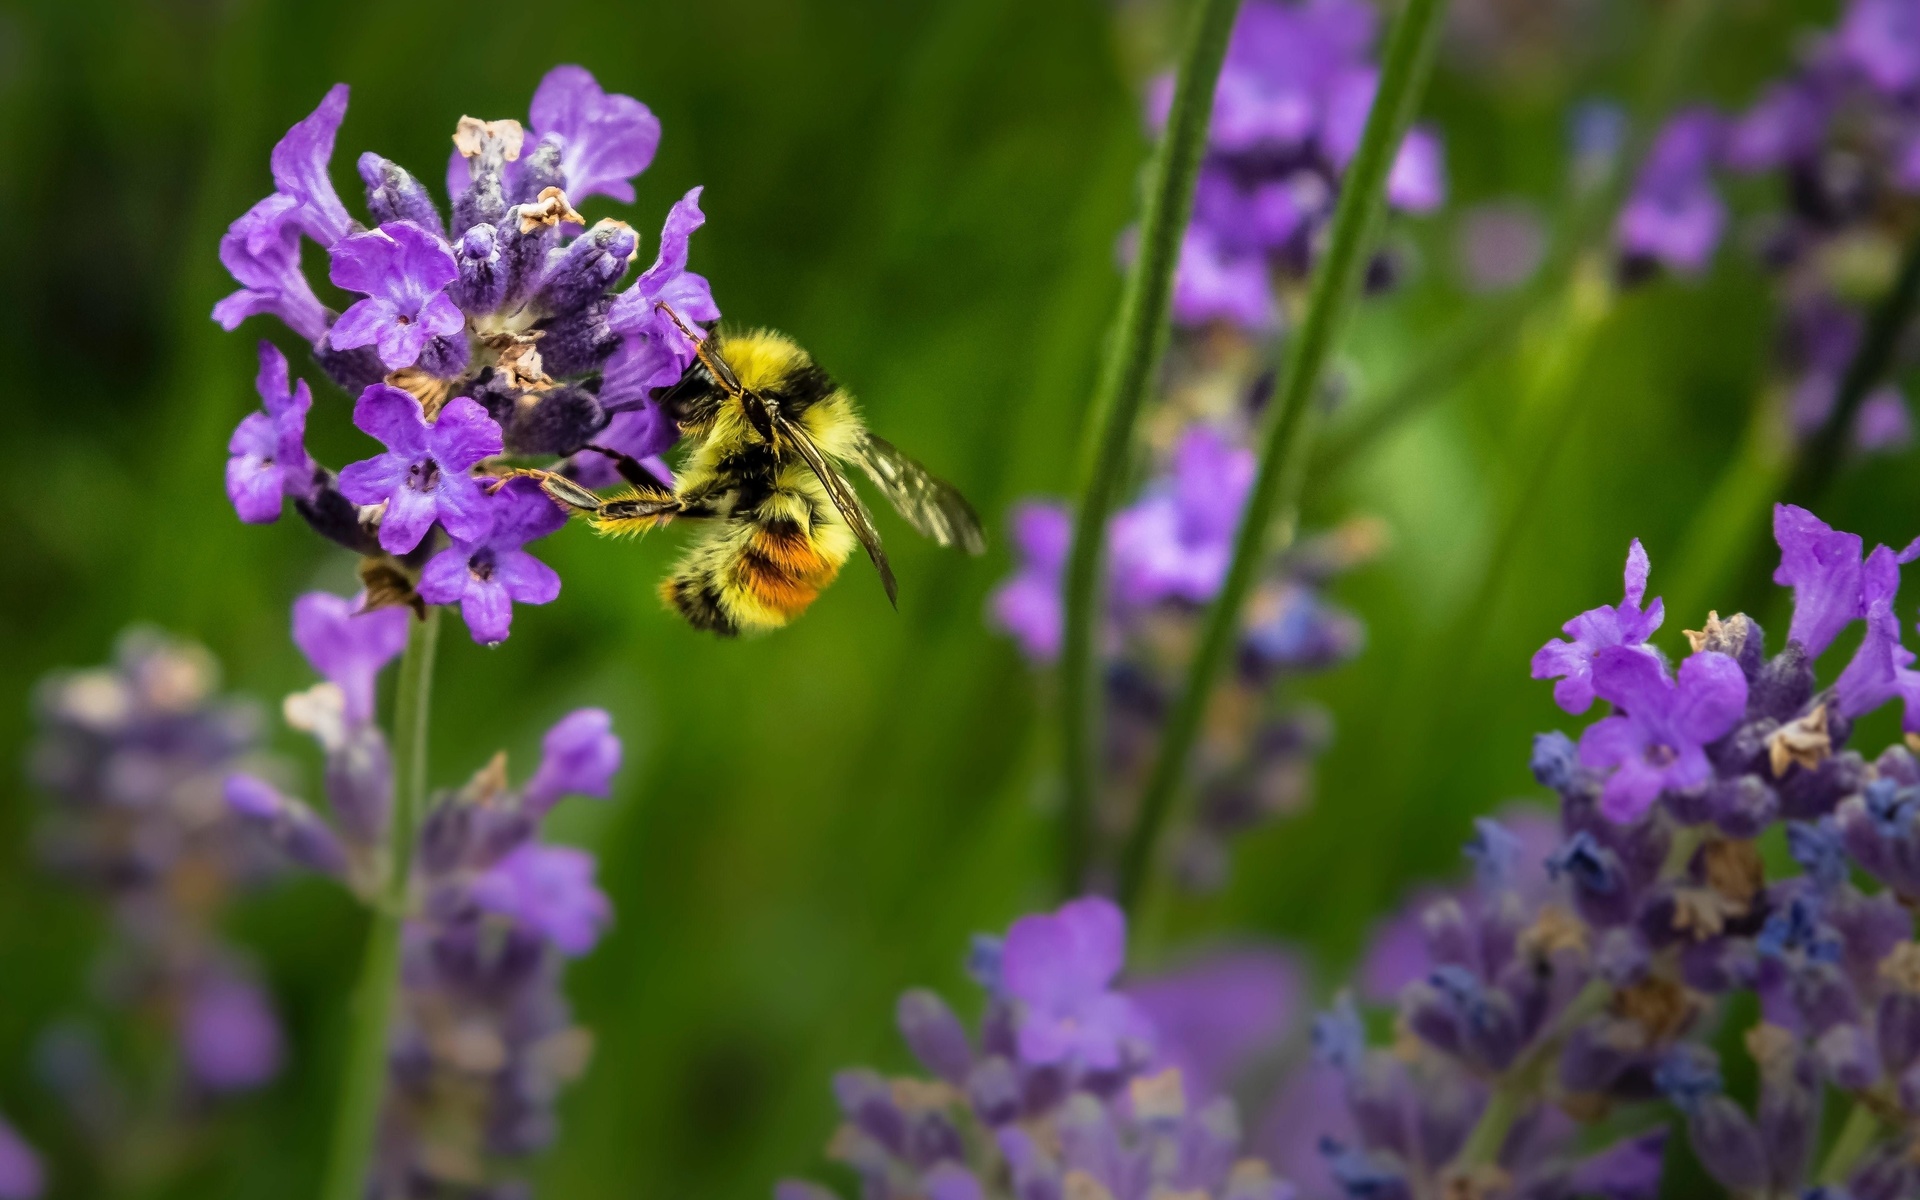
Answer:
[582, 444, 673, 493]
[488, 467, 607, 515]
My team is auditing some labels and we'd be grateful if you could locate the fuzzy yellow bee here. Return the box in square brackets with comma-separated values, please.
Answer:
[513, 306, 986, 636]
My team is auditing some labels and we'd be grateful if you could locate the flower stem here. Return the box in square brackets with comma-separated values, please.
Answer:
[1113, 0, 1450, 916]
[1057, 0, 1245, 899]
[1818, 1100, 1883, 1186]
[319, 605, 440, 1200]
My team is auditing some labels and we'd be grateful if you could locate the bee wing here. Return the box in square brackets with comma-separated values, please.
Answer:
[776, 415, 899, 608]
[850, 433, 987, 555]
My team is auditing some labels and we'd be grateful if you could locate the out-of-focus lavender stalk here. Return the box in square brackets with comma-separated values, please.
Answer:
[319, 607, 438, 1200]
[1117, 0, 1449, 915]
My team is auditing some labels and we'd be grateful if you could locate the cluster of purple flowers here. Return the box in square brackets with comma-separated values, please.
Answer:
[223, 593, 620, 1198]
[216, 66, 720, 644]
[989, 422, 1374, 890]
[25, 630, 286, 1166]
[1153, 0, 1447, 333]
[1615, 0, 1920, 451]
[780, 897, 1301, 1200]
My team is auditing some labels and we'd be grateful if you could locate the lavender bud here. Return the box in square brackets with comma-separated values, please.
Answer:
[534, 299, 619, 376]
[357, 153, 445, 237]
[1780, 751, 1868, 820]
[490, 385, 609, 459]
[1558, 1019, 1638, 1094]
[1682, 1095, 1767, 1191]
[534, 219, 639, 316]
[1548, 832, 1636, 927]
[1704, 773, 1779, 838]
[1876, 744, 1920, 786]
[224, 774, 347, 877]
[1419, 898, 1477, 971]
[498, 213, 558, 311]
[1429, 965, 1524, 1071]
[312, 340, 387, 394]
[1752, 1029, 1822, 1188]
[414, 332, 471, 379]
[896, 989, 972, 1084]
[324, 725, 391, 847]
[965, 1056, 1019, 1125]
[1751, 643, 1815, 721]
[452, 223, 509, 315]
[1815, 1023, 1880, 1093]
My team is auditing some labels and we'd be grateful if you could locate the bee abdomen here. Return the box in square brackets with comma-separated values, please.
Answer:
[730, 519, 841, 623]
[660, 572, 739, 637]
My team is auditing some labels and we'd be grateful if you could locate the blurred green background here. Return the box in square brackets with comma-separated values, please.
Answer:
[0, 0, 1909, 1196]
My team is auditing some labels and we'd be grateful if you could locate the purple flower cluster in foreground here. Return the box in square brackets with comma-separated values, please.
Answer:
[1615, 0, 1920, 450]
[989, 424, 1372, 890]
[0, 1118, 39, 1200]
[1149, 0, 1447, 332]
[26, 630, 285, 1151]
[780, 897, 1301, 1200]
[214, 65, 721, 644]
[224, 593, 621, 1198]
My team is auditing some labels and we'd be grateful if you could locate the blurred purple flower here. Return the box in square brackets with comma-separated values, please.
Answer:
[524, 708, 623, 816]
[325, 222, 464, 372]
[1000, 896, 1152, 1070]
[471, 844, 612, 957]
[1171, 225, 1277, 330]
[1531, 538, 1666, 714]
[1110, 427, 1256, 609]
[987, 502, 1073, 662]
[1855, 386, 1913, 452]
[1617, 108, 1726, 273]
[1387, 127, 1447, 212]
[0, 1116, 41, 1200]
[417, 478, 566, 645]
[337, 387, 503, 554]
[1127, 947, 1303, 1098]
[1839, 0, 1920, 95]
[1456, 201, 1546, 293]
[528, 65, 662, 204]
[225, 341, 314, 524]
[1577, 647, 1747, 822]
[1725, 82, 1830, 173]
[290, 591, 411, 725]
[180, 971, 285, 1092]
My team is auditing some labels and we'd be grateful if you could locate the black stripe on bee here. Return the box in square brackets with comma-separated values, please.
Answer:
[662, 574, 738, 637]
[767, 362, 836, 412]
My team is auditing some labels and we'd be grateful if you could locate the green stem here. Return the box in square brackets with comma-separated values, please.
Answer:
[1114, 0, 1450, 916]
[1818, 1100, 1882, 1185]
[1058, 0, 1244, 898]
[319, 606, 440, 1200]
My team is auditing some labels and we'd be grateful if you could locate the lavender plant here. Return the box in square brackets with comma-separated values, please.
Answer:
[0, 1118, 38, 1200]
[26, 631, 285, 1178]
[225, 593, 621, 1198]
[206, 63, 680, 1200]
[1011, 0, 1443, 896]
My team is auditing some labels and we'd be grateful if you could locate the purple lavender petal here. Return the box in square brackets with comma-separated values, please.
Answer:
[269, 84, 353, 246]
[290, 591, 411, 725]
[181, 972, 284, 1092]
[1388, 125, 1446, 212]
[1855, 386, 1913, 452]
[213, 194, 332, 342]
[1773, 503, 1868, 658]
[326, 223, 463, 371]
[1170, 225, 1276, 331]
[524, 709, 622, 814]
[471, 843, 612, 956]
[1840, 0, 1920, 95]
[0, 1115, 43, 1200]
[1127, 947, 1304, 1098]
[528, 65, 662, 204]
[226, 413, 286, 523]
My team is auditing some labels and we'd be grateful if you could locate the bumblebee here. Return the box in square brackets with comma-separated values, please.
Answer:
[514, 306, 986, 636]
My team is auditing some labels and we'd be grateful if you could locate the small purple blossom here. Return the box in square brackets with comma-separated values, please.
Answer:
[1532, 538, 1666, 714]
[225, 341, 314, 524]
[325, 222, 465, 372]
[1577, 647, 1748, 822]
[180, 971, 285, 1092]
[999, 896, 1153, 1070]
[1773, 504, 1920, 659]
[1109, 426, 1255, 609]
[470, 844, 612, 957]
[337, 387, 503, 554]
[1839, 0, 1920, 96]
[269, 84, 354, 247]
[1855, 386, 1913, 452]
[1725, 81, 1829, 173]
[528, 65, 662, 204]
[212, 195, 331, 341]
[417, 478, 566, 645]
[524, 709, 623, 816]
[1170, 225, 1277, 330]
[1617, 108, 1727, 273]
[0, 1116, 41, 1200]
[987, 502, 1072, 662]
[290, 591, 411, 725]
[602, 187, 721, 405]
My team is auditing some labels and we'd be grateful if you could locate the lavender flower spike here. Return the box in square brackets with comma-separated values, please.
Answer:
[225, 341, 314, 524]
[289, 591, 410, 726]
[1578, 646, 1748, 822]
[326, 222, 464, 372]
[0, 1115, 42, 1200]
[417, 477, 566, 645]
[1616, 108, 1726, 274]
[986, 502, 1072, 662]
[1531, 538, 1665, 714]
[1000, 896, 1153, 1070]
[181, 969, 286, 1092]
[529, 65, 662, 204]
[470, 844, 613, 956]
[269, 83, 354, 246]
[336, 386, 503, 554]
[524, 708, 623, 816]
